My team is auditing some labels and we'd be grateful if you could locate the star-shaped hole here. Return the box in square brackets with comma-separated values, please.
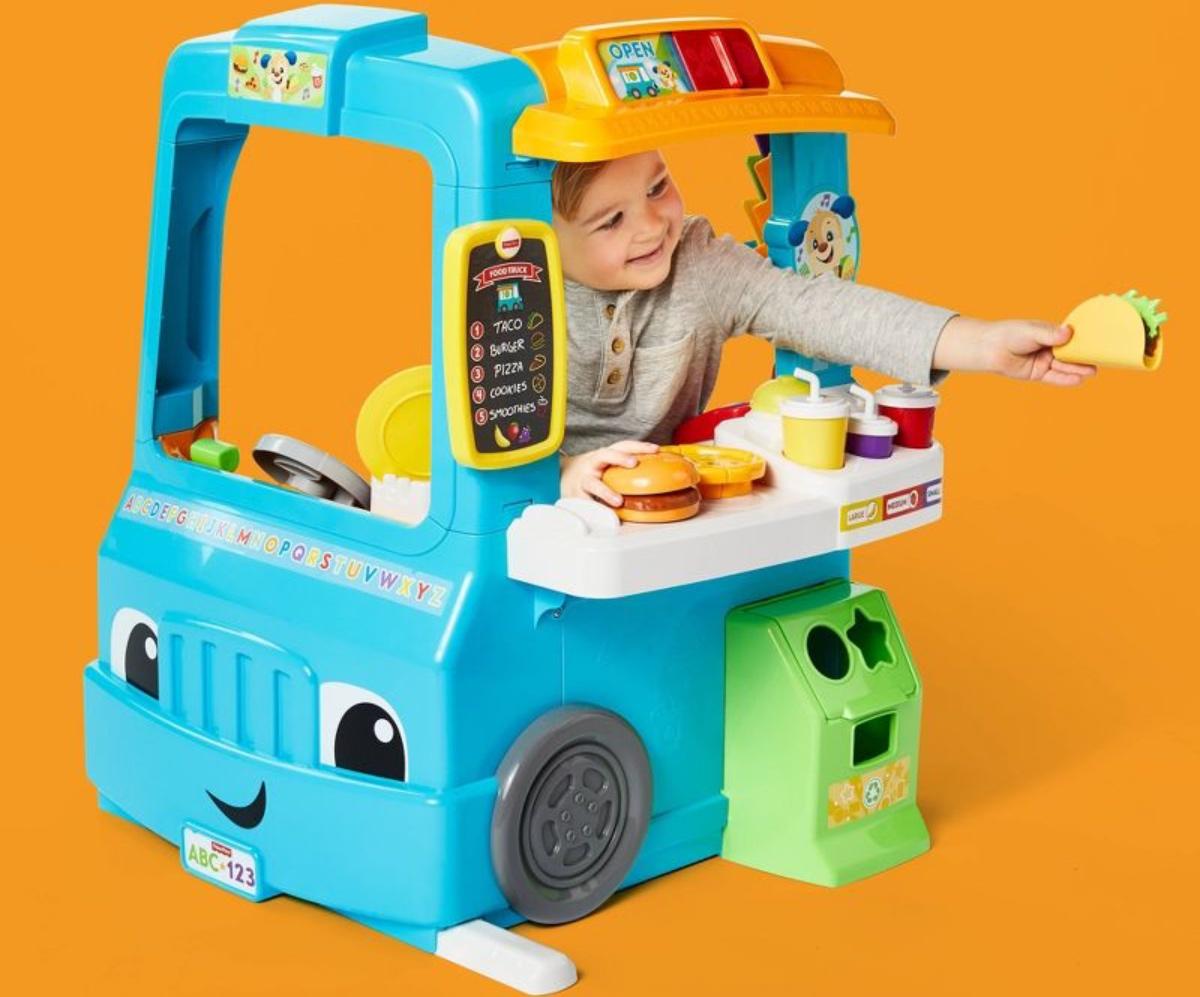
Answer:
[847, 608, 891, 669]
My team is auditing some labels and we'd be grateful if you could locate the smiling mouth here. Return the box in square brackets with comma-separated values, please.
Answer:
[207, 782, 267, 829]
[627, 239, 665, 266]
[816, 246, 835, 264]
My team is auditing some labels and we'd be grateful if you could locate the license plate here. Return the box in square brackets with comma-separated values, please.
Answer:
[182, 825, 264, 900]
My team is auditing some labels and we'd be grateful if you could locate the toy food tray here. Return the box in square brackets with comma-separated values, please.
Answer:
[506, 417, 942, 599]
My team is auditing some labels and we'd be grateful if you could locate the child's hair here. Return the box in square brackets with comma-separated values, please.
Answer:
[551, 161, 610, 221]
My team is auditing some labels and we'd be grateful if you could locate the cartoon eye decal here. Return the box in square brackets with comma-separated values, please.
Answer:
[826, 228, 836, 242]
[110, 608, 159, 699]
[320, 682, 407, 782]
[811, 238, 819, 250]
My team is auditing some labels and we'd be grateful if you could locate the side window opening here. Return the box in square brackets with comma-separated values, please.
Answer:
[661, 138, 776, 408]
[157, 126, 434, 526]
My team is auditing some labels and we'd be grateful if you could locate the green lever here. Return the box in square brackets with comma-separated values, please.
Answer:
[190, 438, 240, 472]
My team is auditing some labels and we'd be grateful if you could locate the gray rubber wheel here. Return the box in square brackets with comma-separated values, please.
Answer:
[492, 707, 652, 925]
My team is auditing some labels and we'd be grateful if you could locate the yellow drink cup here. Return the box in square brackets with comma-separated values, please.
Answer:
[781, 395, 851, 470]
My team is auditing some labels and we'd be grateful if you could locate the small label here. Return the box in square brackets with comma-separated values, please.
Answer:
[827, 757, 910, 827]
[182, 826, 262, 899]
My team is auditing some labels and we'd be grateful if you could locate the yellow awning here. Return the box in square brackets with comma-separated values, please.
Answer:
[512, 19, 894, 162]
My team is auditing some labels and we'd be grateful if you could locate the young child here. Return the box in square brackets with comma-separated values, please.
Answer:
[553, 151, 1095, 507]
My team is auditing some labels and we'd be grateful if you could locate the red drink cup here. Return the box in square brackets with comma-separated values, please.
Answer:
[875, 384, 939, 448]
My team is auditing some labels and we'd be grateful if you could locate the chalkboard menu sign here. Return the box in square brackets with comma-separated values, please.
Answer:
[443, 221, 566, 470]
[465, 237, 555, 454]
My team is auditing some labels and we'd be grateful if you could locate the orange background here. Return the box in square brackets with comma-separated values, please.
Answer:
[5, 0, 1195, 992]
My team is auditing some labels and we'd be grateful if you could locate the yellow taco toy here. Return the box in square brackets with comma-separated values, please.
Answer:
[1056, 290, 1167, 371]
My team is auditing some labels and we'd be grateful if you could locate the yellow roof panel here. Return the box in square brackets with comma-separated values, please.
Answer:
[513, 19, 894, 162]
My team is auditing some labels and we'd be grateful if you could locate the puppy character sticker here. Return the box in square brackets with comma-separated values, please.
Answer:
[261, 50, 297, 102]
[788, 193, 860, 280]
[229, 47, 327, 108]
[650, 61, 680, 93]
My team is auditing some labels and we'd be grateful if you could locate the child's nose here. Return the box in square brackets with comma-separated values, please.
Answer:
[642, 202, 670, 233]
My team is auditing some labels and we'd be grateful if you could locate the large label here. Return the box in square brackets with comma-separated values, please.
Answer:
[465, 233, 555, 455]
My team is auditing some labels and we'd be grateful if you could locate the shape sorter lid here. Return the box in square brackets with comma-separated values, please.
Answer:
[742, 583, 918, 722]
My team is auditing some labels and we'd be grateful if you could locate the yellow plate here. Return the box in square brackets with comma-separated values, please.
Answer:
[356, 366, 433, 480]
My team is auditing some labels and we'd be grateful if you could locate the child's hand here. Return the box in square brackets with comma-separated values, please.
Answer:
[934, 316, 1098, 387]
[560, 440, 659, 506]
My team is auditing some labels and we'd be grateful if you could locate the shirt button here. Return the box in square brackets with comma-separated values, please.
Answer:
[611, 338, 625, 354]
[606, 369, 622, 385]
[604, 303, 616, 320]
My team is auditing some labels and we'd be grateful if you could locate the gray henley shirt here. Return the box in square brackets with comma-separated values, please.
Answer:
[562, 214, 956, 455]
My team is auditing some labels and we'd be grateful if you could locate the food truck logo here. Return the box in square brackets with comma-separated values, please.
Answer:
[228, 47, 327, 108]
[472, 261, 543, 291]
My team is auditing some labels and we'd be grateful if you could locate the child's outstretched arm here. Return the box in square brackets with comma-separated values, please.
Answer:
[561, 440, 659, 506]
[932, 317, 1096, 386]
[686, 216, 1096, 388]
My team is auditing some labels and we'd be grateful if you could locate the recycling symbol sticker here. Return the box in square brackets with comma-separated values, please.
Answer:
[862, 776, 883, 810]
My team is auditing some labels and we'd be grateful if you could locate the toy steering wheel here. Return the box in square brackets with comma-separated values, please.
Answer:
[253, 433, 371, 509]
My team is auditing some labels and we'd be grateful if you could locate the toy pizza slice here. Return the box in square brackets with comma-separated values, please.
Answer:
[661, 444, 766, 499]
[1056, 290, 1167, 371]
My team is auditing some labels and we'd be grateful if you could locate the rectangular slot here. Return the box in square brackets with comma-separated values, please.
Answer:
[853, 712, 895, 767]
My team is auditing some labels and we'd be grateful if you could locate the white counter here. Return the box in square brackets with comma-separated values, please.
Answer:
[506, 415, 943, 599]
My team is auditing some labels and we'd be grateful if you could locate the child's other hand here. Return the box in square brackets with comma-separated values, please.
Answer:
[935, 316, 1098, 387]
[560, 440, 659, 506]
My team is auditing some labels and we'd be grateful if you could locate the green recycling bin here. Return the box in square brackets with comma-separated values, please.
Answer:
[722, 579, 929, 886]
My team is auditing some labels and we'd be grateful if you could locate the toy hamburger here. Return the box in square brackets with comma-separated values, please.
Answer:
[601, 452, 702, 523]
[1056, 290, 1167, 371]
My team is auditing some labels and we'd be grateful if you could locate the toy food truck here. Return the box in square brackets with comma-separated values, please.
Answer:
[84, 7, 941, 993]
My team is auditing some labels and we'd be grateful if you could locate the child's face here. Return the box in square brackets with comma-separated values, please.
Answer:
[553, 151, 684, 291]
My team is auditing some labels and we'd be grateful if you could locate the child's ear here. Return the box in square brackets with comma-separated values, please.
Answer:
[831, 195, 856, 218]
[786, 219, 809, 246]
